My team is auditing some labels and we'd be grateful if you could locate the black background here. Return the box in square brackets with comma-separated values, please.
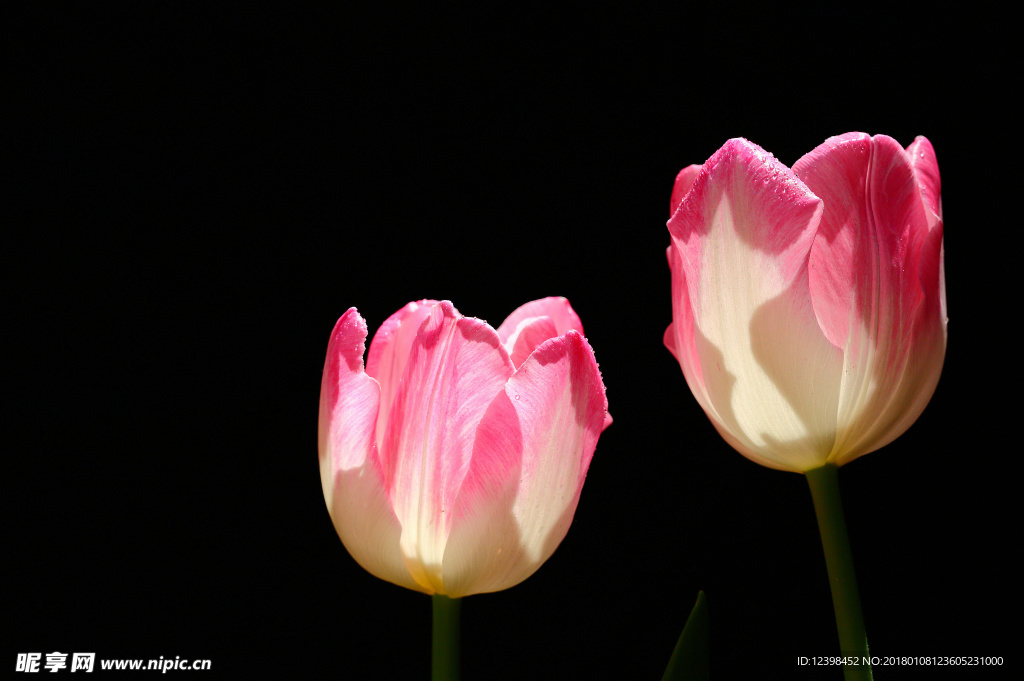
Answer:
[9, 4, 1017, 679]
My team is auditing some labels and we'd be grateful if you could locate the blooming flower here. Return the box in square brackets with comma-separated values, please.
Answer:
[664, 133, 946, 472]
[319, 297, 610, 597]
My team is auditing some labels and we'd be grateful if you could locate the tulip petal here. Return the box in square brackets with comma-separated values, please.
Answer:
[380, 301, 514, 593]
[441, 331, 606, 596]
[667, 139, 844, 471]
[665, 244, 755, 460]
[505, 315, 559, 369]
[906, 136, 942, 224]
[365, 299, 440, 456]
[795, 133, 946, 463]
[497, 300, 607, 436]
[665, 164, 706, 400]
[664, 245, 713, 416]
[318, 309, 420, 592]
[435, 389, 524, 597]
[496, 297, 584, 350]
[509, 332, 606, 548]
[853, 225, 945, 463]
[670, 164, 702, 217]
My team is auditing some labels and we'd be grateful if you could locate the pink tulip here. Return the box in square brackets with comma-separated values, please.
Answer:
[319, 297, 610, 597]
[665, 133, 946, 472]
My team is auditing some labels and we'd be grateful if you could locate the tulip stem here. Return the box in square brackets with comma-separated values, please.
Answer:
[806, 463, 872, 680]
[431, 595, 461, 681]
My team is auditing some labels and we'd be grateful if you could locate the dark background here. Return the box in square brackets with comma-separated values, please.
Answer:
[9, 4, 1017, 679]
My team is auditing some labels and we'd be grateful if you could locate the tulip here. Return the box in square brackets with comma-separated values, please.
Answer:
[664, 133, 946, 473]
[318, 297, 610, 598]
[664, 133, 947, 680]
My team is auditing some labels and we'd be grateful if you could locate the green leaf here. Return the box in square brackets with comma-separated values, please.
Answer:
[660, 591, 709, 681]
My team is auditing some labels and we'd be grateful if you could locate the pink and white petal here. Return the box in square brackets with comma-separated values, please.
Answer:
[438, 390, 525, 597]
[365, 300, 441, 455]
[380, 302, 514, 593]
[496, 297, 584, 346]
[795, 133, 876, 353]
[505, 315, 559, 369]
[668, 138, 844, 471]
[664, 243, 763, 462]
[443, 331, 607, 595]
[318, 309, 418, 591]
[833, 213, 947, 465]
[890, 139, 946, 450]
[670, 164, 702, 217]
[510, 332, 606, 569]
[664, 244, 713, 413]
[832, 292, 946, 464]
[796, 134, 937, 462]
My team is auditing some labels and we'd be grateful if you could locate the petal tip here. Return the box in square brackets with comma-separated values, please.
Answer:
[328, 308, 369, 372]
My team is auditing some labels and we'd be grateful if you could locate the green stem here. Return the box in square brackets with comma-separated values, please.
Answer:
[805, 463, 872, 681]
[431, 595, 461, 681]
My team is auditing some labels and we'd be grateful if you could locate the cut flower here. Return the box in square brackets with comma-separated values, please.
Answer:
[319, 297, 610, 596]
[665, 133, 946, 472]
